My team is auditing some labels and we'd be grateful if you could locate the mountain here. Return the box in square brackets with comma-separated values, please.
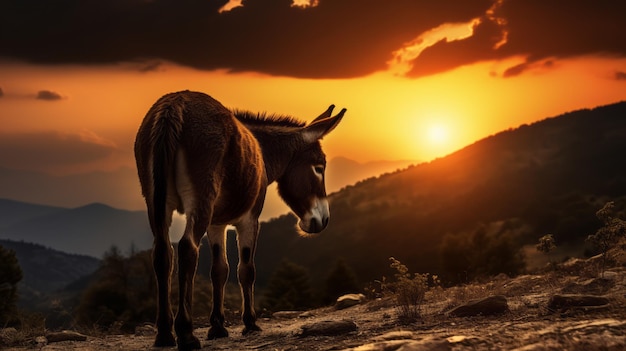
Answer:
[252, 101, 626, 288]
[0, 166, 145, 211]
[0, 199, 153, 258]
[0, 239, 100, 308]
[0, 159, 415, 222]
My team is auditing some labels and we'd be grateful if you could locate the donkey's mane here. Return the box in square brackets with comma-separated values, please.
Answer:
[232, 109, 306, 128]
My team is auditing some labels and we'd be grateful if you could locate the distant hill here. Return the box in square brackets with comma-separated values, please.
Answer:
[253, 101, 626, 288]
[0, 239, 100, 308]
[0, 166, 145, 211]
[0, 199, 153, 258]
[0, 159, 416, 222]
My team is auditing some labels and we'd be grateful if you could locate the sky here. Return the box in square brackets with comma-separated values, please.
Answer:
[1, 0, 626, 179]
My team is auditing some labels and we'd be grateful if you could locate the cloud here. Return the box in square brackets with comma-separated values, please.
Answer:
[616, 71, 626, 81]
[0, 131, 117, 172]
[0, 87, 3, 98]
[0, 0, 624, 79]
[0, 0, 491, 78]
[36, 90, 63, 101]
[407, 0, 626, 78]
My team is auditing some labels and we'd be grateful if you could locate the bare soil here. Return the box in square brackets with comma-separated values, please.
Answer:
[4, 261, 626, 351]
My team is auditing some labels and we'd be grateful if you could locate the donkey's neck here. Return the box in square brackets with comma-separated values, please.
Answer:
[246, 127, 300, 184]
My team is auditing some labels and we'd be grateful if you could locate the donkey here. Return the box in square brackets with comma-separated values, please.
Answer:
[134, 90, 345, 350]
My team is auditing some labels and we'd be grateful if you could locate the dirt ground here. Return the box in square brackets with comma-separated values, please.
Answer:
[4, 261, 626, 351]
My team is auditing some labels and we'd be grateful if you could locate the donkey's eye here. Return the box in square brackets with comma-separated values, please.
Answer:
[313, 165, 325, 175]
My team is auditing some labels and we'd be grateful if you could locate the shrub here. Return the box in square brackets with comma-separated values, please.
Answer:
[0, 244, 23, 326]
[388, 257, 435, 324]
[586, 201, 626, 276]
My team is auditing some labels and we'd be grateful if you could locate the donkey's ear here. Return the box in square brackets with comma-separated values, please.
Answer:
[311, 104, 335, 123]
[302, 107, 346, 143]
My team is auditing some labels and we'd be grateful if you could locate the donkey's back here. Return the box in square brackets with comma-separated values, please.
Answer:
[135, 90, 265, 229]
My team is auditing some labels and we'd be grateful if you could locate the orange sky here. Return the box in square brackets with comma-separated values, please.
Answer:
[1, 0, 626, 178]
[1, 55, 626, 176]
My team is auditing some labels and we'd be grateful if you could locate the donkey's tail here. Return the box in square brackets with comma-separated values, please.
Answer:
[150, 95, 184, 234]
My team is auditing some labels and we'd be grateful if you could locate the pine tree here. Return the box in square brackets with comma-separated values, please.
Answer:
[0, 244, 23, 325]
[261, 260, 313, 312]
[324, 259, 359, 304]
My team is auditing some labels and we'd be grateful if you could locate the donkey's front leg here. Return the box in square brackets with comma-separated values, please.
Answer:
[206, 225, 230, 339]
[235, 217, 262, 335]
[174, 215, 207, 351]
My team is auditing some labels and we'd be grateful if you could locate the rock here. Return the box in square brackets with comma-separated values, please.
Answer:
[547, 294, 610, 312]
[0, 327, 18, 345]
[448, 295, 509, 317]
[336, 293, 366, 310]
[272, 311, 302, 319]
[46, 330, 88, 343]
[562, 277, 614, 295]
[135, 323, 156, 336]
[374, 330, 416, 341]
[300, 319, 357, 337]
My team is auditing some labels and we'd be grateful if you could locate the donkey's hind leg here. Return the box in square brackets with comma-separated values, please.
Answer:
[174, 212, 209, 350]
[206, 225, 230, 339]
[153, 238, 176, 346]
[235, 216, 262, 335]
[151, 207, 176, 347]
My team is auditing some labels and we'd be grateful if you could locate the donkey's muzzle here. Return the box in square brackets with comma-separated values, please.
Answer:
[298, 197, 330, 234]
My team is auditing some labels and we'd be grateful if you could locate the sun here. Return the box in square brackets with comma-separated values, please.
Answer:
[426, 124, 449, 145]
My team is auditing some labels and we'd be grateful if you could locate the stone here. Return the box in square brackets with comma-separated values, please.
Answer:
[134, 323, 156, 336]
[272, 311, 302, 319]
[336, 293, 366, 310]
[448, 295, 509, 317]
[547, 294, 610, 313]
[300, 319, 357, 337]
[46, 330, 88, 343]
[0, 327, 18, 345]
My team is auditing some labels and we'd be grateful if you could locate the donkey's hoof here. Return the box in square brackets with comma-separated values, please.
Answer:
[242, 324, 262, 336]
[177, 335, 201, 351]
[207, 326, 229, 339]
[154, 332, 176, 347]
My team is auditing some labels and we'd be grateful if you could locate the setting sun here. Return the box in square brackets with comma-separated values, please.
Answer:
[427, 124, 449, 145]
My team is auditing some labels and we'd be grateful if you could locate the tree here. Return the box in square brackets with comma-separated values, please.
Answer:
[536, 234, 557, 268]
[0, 244, 23, 325]
[261, 260, 313, 312]
[323, 259, 360, 305]
[586, 202, 626, 276]
[440, 223, 525, 284]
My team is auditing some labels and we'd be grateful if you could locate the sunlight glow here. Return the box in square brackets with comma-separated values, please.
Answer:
[427, 124, 449, 145]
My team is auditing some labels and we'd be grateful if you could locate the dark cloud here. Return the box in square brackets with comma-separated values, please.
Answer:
[0, 0, 491, 78]
[409, 0, 626, 78]
[0, 87, 3, 97]
[0, 131, 116, 172]
[616, 71, 626, 81]
[0, 0, 624, 79]
[36, 90, 63, 101]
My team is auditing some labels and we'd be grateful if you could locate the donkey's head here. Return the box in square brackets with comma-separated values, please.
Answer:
[278, 105, 345, 234]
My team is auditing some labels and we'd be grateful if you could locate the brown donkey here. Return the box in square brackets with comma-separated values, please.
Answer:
[135, 90, 345, 350]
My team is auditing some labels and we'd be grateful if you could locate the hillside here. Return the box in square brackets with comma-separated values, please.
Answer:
[254, 101, 626, 288]
[3, 253, 626, 350]
[0, 240, 100, 308]
[0, 200, 152, 258]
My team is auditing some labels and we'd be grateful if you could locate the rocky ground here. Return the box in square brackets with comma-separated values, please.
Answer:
[2, 256, 626, 351]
